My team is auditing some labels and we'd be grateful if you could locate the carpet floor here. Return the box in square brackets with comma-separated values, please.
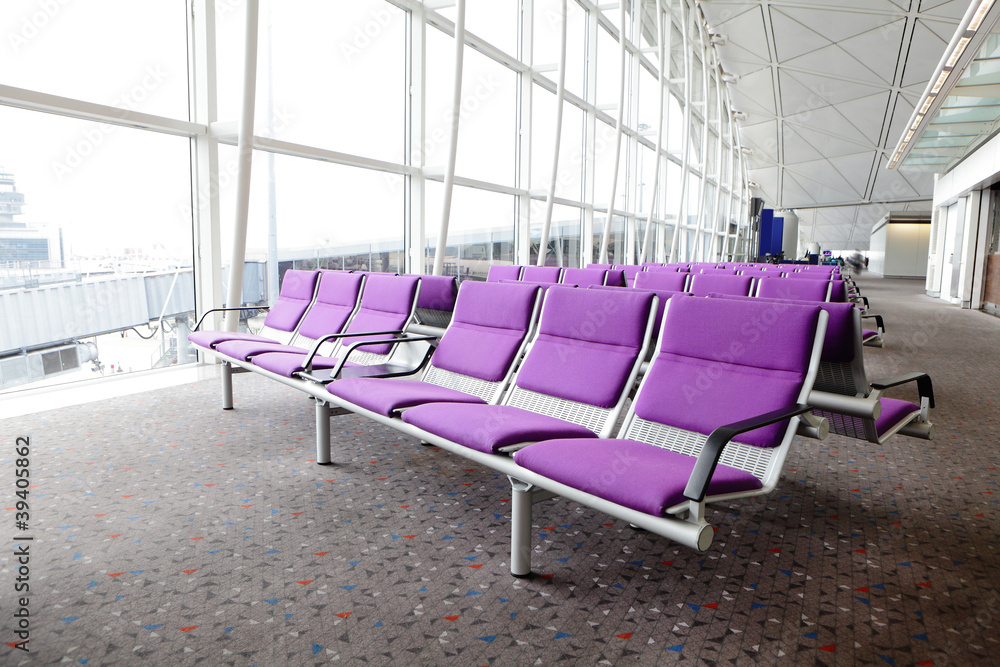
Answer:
[2, 275, 998, 665]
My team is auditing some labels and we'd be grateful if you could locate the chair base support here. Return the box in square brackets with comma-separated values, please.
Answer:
[221, 362, 234, 410]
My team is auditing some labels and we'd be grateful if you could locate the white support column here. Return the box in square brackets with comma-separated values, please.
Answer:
[582, 4, 599, 265]
[639, 0, 665, 264]
[537, 0, 568, 266]
[432, 0, 467, 276]
[223, 0, 260, 332]
[189, 0, 223, 340]
[598, 1, 628, 264]
[517, 0, 535, 266]
[709, 59, 725, 261]
[691, 19, 710, 262]
[407, 5, 428, 274]
[669, 0, 692, 263]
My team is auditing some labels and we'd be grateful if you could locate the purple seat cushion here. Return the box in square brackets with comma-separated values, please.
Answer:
[328, 378, 487, 416]
[431, 282, 539, 382]
[487, 265, 522, 282]
[213, 340, 308, 361]
[634, 270, 688, 292]
[415, 274, 457, 311]
[875, 398, 920, 437]
[188, 330, 278, 350]
[262, 269, 320, 330]
[337, 274, 420, 355]
[757, 277, 829, 302]
[514, 439, 762, 515]
[250, 351, 342, 377]
[862, 329, 878, 340]
[635, 297, 819, 448]
[515, 288, 654, 407]
[521, 266, 562, 283]
[688, 273, 753, 297]
[401, 403, 596, 454]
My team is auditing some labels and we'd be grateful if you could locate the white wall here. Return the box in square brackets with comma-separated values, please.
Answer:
[868, 219, 930, 278]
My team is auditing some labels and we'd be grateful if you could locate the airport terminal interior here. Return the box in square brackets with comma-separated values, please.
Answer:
[2, 0, 1000, 664]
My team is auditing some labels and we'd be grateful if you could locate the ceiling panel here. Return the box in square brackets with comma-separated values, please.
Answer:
[699, 0, 958, 249]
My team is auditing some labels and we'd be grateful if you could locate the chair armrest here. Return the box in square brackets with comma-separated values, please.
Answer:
[193, 306, 269, 331]
[300, 329, 408, 371]
[861, 313, 885, 332]
[869, 372, 934, 409]
[297, 335, 437, 383]
[683, 403, 813, 503]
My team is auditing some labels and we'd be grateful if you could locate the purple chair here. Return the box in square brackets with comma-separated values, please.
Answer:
[521, 265, 562, 283]
[561, 267, 607, 287]
[188, 269, 319, 351]
[397, 287, 658, 459]
[634, 269, 688, 292]
[604, 269, 627, 287]
[412, 274, 458, 328]
[487, 265, 522, 282]
[250, 274, 422, 381]
[688, 273, 754, 297]
[613, 265, 644, 287]
[699, 267, 738, 275]
[590, 285, 689, 355]
[707, 294, 932, 445]
[507, 296, 827, 575]
[757, 276, 831, 301]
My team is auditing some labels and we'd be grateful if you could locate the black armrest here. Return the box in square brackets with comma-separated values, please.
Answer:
[300, 329, 408, 371]
[193, 305, 269, 331]
[869, 372, 934, 409]
[683, 403, 813, 503]
[297, 335, 437, 384]
[861, 314, 885, 332]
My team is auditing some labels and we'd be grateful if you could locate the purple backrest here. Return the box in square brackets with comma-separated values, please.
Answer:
[339, 274, 421, 355]
[757, 276, 829, 302]
[521, 265, 563, 283]
[562, 267, 608, 287]
[634, 270, 688, 292]
[614, 265, 644, 286]
[664, 263, 690, 272]
[645, 266, 680, 273]
[636, 296, 821, 448]
[780, 272, 829, 281]
[688, 273, 753, 297]
[828, 280, 848, 302]
[263, 270, 320, 332]
[414, 274, 458, 311]
[295, 271, 365, 340]
[487, 265, 522, 282]
[699, 267, 738, 275]
[430, 281, 539, 382]
[604, 269, 626, 286]
[592, 285, 689, 345]
[515, 287, 656, 408]
[707, 293, 856, 364]
[586, 263, 614, 270]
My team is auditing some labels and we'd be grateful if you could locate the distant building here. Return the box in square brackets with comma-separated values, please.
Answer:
[0, 168, 63, 267]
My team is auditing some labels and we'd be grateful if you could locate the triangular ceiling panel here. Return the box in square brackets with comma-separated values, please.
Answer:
[783, 44, 887, 87]
[698, 0, 964, 249]
[837, 21, 907, 85]
[768, 10, 832, 62]
[776, 6, 900, 44]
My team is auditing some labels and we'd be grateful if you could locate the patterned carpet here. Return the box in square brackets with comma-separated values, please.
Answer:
[2, 275, 999, 665]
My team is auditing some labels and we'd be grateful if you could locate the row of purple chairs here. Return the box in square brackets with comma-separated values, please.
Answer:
[324, 281, 831, 576]
[486, 264, 627, 288]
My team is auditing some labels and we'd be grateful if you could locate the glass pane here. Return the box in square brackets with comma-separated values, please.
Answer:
[533, 0, 589, 97]
[258, 0, 406, 163]
[530, 204, 583, 268]
[0, 105, 193, 392]
[531, 86, 585, 200]
[425, 183, 515, 281]
[437, 0, 519, 56]
[0, 0, 189, 120]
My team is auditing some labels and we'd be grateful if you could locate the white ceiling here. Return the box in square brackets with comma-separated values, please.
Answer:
[698, 0, 972, 249]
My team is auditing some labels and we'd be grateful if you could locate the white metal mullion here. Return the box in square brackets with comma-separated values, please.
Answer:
[598, 1, 628, 264]
[638, 0, 664, 264]
[709, 57, 725, 261]
[432, 0, 467, 276]
[407, 4, 427, 274]
[669, 0, 691, 263]
[189, 0, 223, 334]
[537, 0, 568, 266]
[691, 18, 710, 262]
[517, 0, 534, 266]
[223, 0, 260, 331]
[583, 2, 598, 263]
[625, 3, 642, 265]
